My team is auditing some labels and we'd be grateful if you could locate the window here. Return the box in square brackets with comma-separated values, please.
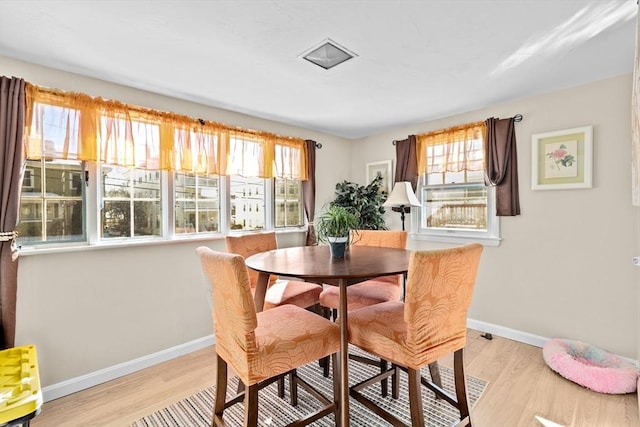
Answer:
[416, 122, 499, 245]
[229, 176, 265, 230]
[101, 166, 162, 238]
[18, 84, 310, 248]
[17, 159, 85, 244]
[275, 178, 303, 228]
[175, 173, 220, 234]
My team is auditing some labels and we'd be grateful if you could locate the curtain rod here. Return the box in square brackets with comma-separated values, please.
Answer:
[392, 114, 523, 145]
[315, 142, 323, 149]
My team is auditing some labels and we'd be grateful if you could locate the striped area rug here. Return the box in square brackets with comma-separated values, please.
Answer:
[132, 348, 487, 426]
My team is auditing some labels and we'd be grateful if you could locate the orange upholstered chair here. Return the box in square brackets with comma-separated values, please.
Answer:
[197, 247, 340, 427]
[225, 232, 322, 311]
[347, 243, 483, 427]
[319, 229, 407, 314]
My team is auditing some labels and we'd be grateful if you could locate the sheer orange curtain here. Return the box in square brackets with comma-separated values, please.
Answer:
[24, 83, 306, 179]
[415, 121, 486, 174]
[273, 135, 308, 180]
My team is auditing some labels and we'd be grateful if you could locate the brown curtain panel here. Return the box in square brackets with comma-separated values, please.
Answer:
[394, 135, 419, 191]
[484, 117, 520, 216]
[0, 76, 26, 349]
[302, 139, 317, 245]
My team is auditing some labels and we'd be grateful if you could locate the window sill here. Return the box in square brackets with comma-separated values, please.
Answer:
[410, 232, 501, 247]
[17, 227, 309, 256]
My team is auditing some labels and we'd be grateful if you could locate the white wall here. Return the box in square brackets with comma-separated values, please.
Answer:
[2, 56, 352, 386]
[352, 74, 638, 359]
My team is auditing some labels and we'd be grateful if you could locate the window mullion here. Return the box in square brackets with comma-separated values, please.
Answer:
[265, 178, 274, 231]
[86, 162, 99, 244]
[221, 175, 230, 235]
[164, 171, 173, 238]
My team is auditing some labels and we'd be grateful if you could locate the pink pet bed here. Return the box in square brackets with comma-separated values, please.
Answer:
[542, 338, 639, 394]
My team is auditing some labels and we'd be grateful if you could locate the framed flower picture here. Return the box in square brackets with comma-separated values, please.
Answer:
[531, 126, 593, 190]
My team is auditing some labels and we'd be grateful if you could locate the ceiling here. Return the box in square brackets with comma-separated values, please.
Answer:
[0, 1, 637, 139]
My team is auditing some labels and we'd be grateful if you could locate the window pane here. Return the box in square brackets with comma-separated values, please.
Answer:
[103, 166, 131, 198]
[133, 170, 161, 199]
[102, 201, 131, 237]
[17, 159, 84, 244]
[133, 201, 161, 236]
[197, 202, 218, 232]
[16, 200, 43, 243]
[230, 176, 264, 230]
[175, 200, 196, 233]
[175, 173, 220, 234]
[422, 185, 487, 231]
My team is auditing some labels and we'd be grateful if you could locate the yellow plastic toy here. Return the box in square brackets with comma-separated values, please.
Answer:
[0, 345, 42, 426]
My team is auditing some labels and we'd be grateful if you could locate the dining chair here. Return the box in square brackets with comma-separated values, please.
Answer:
[347, 243, 484, 427]
[319, 230, 407, 316]
[318, 229, 441, 393]
[225, 232, 323, 311]
[196, 247, 340, 427]
[226, 232, 329, 388]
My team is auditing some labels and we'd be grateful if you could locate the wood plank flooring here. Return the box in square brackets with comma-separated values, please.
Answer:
[31, 330, 638, 427]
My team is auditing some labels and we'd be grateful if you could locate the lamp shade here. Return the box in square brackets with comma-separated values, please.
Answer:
[383, 182, 421, 207]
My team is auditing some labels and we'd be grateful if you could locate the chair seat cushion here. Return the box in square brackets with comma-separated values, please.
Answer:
[348, 301, 465, 370]
[319, 279, 401, 311]
[239, 305, 340, 385]
[543, 338, 639, 394]
[263, 280, 322, 310]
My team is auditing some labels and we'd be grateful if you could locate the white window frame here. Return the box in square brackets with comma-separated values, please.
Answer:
[413, 178, 501, 247]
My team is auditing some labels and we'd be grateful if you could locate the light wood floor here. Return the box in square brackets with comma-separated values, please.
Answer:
[32, 330, 638, 427]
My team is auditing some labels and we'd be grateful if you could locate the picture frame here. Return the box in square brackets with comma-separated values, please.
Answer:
[366, 160, 393, 194]
[531, 125, 593, 190]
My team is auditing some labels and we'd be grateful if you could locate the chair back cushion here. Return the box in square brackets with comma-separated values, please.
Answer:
[351, 230, 407, 285]
[197, 247, 258, 374]
[404, 243, 483, 357]
[350, 229, 407, 249]
[225, 232, 278, 288]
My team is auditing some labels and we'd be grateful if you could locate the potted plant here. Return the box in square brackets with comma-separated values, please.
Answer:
[315, 205, 359, 258]
[332, 174, 388, 230]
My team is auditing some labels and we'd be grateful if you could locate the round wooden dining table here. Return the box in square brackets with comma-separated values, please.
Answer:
[245, 244, 411, 427]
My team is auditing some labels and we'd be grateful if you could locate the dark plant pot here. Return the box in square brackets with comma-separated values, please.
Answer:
[328, 237, 348, 258]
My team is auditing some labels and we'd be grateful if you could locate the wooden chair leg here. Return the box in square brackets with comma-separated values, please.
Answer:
[428, 361, 442, 388]
[380, 359, 388, 397]
[320, 355, 330, 377]
[213, 355, 228, 427]
[289, 371, 298, 406]
[454, 349, 471, 426]
[277, 376, 285, 398]
[407, 367, 425, 427]
[391, 364, 400, 399]
[243, 383, 259, 427]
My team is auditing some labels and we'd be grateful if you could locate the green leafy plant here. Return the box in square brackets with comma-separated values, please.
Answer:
[315, 205, 359, 243]
[332, 174, 388, 230]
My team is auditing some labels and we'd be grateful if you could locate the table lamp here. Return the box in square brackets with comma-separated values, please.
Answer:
[383, 181, 421, 231]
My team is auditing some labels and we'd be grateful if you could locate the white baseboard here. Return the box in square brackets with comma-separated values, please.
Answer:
[467, 318, 639, 366]
[467, 318, 549, 348]
[42, 335, 215, 403]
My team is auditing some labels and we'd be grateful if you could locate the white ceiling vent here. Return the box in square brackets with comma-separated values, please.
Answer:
[301, 38, 357, 70]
